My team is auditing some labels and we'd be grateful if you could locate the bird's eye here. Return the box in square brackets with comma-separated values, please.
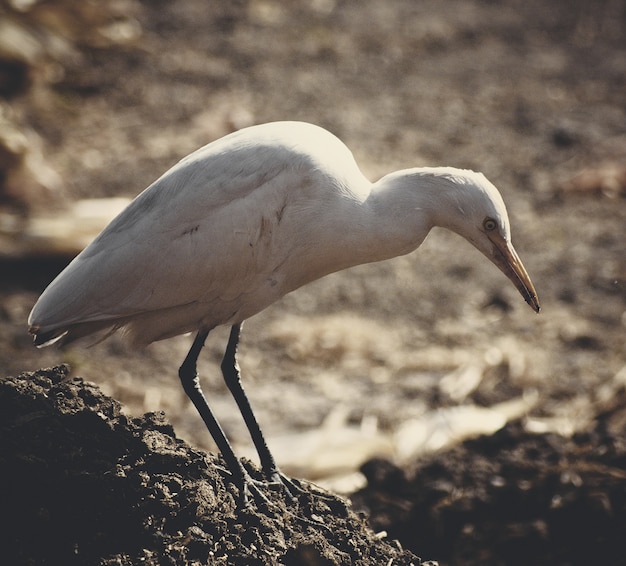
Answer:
[483, 217, 497, 231]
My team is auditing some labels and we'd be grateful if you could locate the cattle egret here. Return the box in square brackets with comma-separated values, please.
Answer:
[28, 121, 540, 501]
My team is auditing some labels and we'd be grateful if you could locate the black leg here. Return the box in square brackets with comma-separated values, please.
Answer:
[178, 329, 248, 487]
[221, 323, 282, 481]
[221, 324, 316, 504]
[179, 328, 316, 512]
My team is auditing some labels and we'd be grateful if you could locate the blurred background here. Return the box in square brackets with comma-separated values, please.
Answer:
[1, 0, 625, 494]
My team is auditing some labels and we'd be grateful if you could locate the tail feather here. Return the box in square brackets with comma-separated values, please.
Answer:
[30, 326, 68, 347]
[29, 319, 126, 348]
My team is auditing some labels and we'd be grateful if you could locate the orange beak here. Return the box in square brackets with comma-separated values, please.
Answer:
[488, 232, 540, 313]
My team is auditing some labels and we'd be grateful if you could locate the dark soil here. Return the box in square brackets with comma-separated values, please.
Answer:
[354, 412, 626, 565]
[4, 370, 626, 566]
[0, 366, 424, 566]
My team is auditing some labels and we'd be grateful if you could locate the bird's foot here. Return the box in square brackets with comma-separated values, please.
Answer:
[238, 474, 275, 509]
[264, 469, 341, 505]
[262, 468, 349, 531]
[228, 466, 336, 532]
[263, 470, 305, 502]
[228, 465, 288, 510]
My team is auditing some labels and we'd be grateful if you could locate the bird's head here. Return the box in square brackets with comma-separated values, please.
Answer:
[425, 168, 540, 313]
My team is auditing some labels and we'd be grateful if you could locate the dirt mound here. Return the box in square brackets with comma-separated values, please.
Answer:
[354, 413, 626, 565]
[0, 366, 426, 566]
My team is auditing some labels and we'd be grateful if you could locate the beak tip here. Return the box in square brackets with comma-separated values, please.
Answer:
[527, 297, 541, 313]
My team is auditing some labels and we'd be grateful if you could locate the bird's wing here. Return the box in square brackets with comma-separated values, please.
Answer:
[29, 142, 313, 335]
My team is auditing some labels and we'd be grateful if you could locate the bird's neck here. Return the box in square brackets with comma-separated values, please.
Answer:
[361, 169, 439, 261]
[281, 168, 453, 295]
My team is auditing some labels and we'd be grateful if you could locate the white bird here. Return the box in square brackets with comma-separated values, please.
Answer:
[28, 121, 540, 500]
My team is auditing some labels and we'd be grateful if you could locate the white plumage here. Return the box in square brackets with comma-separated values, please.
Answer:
[28, 121, 539, 500]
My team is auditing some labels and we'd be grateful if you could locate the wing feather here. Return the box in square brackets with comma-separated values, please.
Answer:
[30, 130, 317, 338]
